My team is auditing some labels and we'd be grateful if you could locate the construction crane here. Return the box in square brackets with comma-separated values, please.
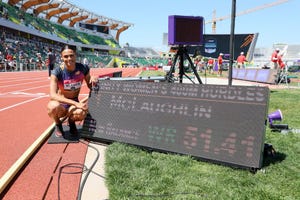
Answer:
[206, 0, 289, 34]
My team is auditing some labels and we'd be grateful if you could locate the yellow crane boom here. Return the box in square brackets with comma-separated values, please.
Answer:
[206, 0, 289, 33]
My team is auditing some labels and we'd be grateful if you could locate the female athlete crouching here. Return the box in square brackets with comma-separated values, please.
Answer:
[47, 45, 97, 137]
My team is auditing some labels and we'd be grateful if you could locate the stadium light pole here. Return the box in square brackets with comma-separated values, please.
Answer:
[228, 0, 236, 86]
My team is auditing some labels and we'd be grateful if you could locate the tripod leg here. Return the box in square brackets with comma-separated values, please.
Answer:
[185, 51, 203, 84]
[166, 53, 179, 82]
[179, 50, 184, 83]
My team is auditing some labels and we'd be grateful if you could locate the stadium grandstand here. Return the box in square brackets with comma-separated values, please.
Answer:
[0, 0, 168, 72]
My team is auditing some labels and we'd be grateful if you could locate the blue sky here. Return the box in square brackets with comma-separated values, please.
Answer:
[69, 0, 299, 51]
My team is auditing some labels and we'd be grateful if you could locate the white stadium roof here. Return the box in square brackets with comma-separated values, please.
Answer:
[4, 0, 133, 30]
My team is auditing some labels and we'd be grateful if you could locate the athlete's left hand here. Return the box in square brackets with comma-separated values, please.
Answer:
[90, 76, 98, 86]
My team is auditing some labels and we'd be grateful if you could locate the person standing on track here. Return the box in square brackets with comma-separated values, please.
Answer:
[271, 48, 280, 70]
[47, 45, 97, 137]
[236, 52, 247, 68]
[36, 53, 43, 70]
[207, 57, 214, 74]
[217, 53, 223, 76]
[47, 47, 56, 78]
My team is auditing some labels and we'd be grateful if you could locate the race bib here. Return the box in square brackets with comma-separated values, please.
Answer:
[64, 80, 82, 91]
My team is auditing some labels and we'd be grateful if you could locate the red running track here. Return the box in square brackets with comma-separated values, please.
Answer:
[0, 68, 142, 199]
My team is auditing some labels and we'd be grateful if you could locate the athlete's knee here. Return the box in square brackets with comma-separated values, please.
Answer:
[69, 109, 87, 121]
[47, 101, 66, 117]
[48, 101, 59, 113]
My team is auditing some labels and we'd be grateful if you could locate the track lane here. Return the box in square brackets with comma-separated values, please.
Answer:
[0, 68, 143, 176]
[0, 68, 143, 199]
[0, 97, 52, 177]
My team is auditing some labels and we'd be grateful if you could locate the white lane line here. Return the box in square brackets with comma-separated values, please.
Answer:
[0, 77, 47, 84]
[0, 80, 49, 88]
[0, 84, 49, 96]
[10, 92, 47, 96]
[0, 96, 46, 112]
[15, 84, 49, 92]
[0, 93, 89, 112]
[0, 91, 47, 97]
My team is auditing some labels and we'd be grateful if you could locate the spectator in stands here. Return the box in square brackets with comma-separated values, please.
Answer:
[24, 56, 30, 71]
[217, 53, 223, 76]
[0, 51, 4, 71]
[36, 53, 43, 70]
[83, 57, 89, 65]
[47, 47, 56, 78]
[6, 52, 14, 71]
[2, 7, 8, 19]
[47, 45, 97, 137]
[4, 46, 8, 58]
[0, 4, 3, 18]
[271, 48, 280, 69]
[1, 31, 5, 43]
[18, 50, 24, 60]
[236, 52, 247, 68]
